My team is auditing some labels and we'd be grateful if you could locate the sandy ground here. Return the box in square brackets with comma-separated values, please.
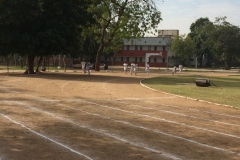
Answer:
[0, 68, 240, 160]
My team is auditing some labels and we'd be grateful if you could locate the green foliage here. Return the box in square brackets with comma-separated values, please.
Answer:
[0, 0, 96, 72]
[84, 0, 163, 70]
[189, 17, 240, 69]
[171, 35, 196, 66]
[189, 17, 213, 67]
[208, 17, 240, 69]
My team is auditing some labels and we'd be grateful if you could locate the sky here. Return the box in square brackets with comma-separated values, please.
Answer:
[156, 0, 240, 35]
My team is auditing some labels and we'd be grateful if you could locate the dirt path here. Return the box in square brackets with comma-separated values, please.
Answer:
[0, 70, 240, 160]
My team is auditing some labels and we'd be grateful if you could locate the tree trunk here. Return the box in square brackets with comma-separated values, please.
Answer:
[35, 56, 43, 73]
[224, 61, 230, 70]
[95, 44, 104, 71]
[24, 55, 35, 74]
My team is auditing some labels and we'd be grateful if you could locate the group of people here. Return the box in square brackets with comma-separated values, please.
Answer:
[123, 62, 150, 75]
[172, 64, 183, 75]
[81, 60, 183, 76]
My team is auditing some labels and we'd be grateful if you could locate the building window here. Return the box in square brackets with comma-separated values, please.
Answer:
[163, 46, 166, 51]
[135, 57, 138, 62]
[140, 57, 142, 62]
[135, 45, 138, 50]
[121, 57, 123, 62]
[127, 57, 129, 62]
[140, 46, 142, 50]
[163, 58, 165, 63]
[154, 46, 157, 51]
[114, 57, 115, 61]
[154, 58, 157, 62]
[148, 46, 151, 50]
[127, 45, 129, 50]
[148, 57, 151, 62]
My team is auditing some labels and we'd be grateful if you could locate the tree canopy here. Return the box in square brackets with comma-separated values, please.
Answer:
[84, 0, 163, 71]
[189, 17, 240, 69]
[189, 17, 212, 67]
[171, 35, 196, 66]
[209, 17, 240, 69]
[0, 0, 96, 73]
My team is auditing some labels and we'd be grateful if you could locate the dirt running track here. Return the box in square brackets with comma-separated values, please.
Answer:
[0, 69, 240, 160]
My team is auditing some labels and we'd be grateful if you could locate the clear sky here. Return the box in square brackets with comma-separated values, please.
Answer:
[156, 0, 240, 35]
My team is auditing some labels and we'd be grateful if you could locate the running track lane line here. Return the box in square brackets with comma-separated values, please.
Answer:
[74, 99, 240, 140]
[4, 101, 182, 160]
[3, 100, 240, 156]
[0, 113, 93, 160]
[140, 79, 239, 110]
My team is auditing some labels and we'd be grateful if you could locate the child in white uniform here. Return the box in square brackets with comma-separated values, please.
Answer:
[133, 63, 138, 75]
[145, 63, 150, 74]
[123, 62, 128, 74]
[130, 62, 134, 75]
[172, 65, 177, 75]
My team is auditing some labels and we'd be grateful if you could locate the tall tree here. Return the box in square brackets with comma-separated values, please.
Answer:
[171, 35, 196, 66]
[85, 0, 162, 71]
[0, 0, 95, 73]
[189, 17, 213, 67]
[209, 17, 240, 70]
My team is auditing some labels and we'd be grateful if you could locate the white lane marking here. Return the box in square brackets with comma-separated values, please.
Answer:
[4, 100, 240, 156]
[102, 78, 123, 95]
[116, 97, 175, 100]
[73, 99, 240, 140]
[0, 113, 93, 160]
[145, 100, 240, 120]
[55, 103, 240, 156]
[5, 101, 181, 160]
[140, 79, 239, 110]
[112, 100, 240, 128]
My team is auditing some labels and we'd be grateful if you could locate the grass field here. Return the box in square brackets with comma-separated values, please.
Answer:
[142, 75, 240, 108]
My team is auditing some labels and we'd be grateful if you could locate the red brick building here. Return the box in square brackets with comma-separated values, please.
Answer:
[113, 37, 173, 67]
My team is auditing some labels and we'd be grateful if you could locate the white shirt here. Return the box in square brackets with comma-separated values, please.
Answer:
[123, 63, 128, 70]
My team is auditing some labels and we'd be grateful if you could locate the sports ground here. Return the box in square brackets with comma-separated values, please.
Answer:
[0, 68, 240, 160]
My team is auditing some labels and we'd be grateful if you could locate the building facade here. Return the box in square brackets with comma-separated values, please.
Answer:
[113, 37, 174, 67]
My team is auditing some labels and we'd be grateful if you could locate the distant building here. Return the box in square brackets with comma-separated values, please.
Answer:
[113, 37, 175, 67]
[158, 30, 179, 38]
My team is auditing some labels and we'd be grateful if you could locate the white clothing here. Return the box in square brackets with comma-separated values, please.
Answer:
[130, 63, 135, 74]
[133, 64, 138, 72]
[145, 64, 150, 72]
[123, 63, 128, 72]
[179, 65, 183, 73]
[172, 66, 177, 75]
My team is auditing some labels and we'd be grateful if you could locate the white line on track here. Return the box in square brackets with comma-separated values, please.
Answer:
[0, 113, 93, 160]
[73, 99, 240, 140]
[6, 101, 181, 160]
[111, 100, 240, 128]
[4, 100, 240, 156]
[145, 100, 240, 120]
[55, 103, 240, 156]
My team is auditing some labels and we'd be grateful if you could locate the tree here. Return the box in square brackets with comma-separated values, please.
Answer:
[171, 35, 196, 66]
[85, 0, 162, 71]
[189, 17, 213, 67]
[0, 0, 95, 73]
[208, 17, 240, 70]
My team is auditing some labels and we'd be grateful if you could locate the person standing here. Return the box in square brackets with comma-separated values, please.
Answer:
[123, 62, 128, 74]
[172, 65, 177, 75]
[130, 61, 134, 75]
[81, 60, 86, 73]
[133, 62, 138, 75]
[178, 64, 183, 74]
[145, 63, 150, 74]
[85, 61, 91, 75]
